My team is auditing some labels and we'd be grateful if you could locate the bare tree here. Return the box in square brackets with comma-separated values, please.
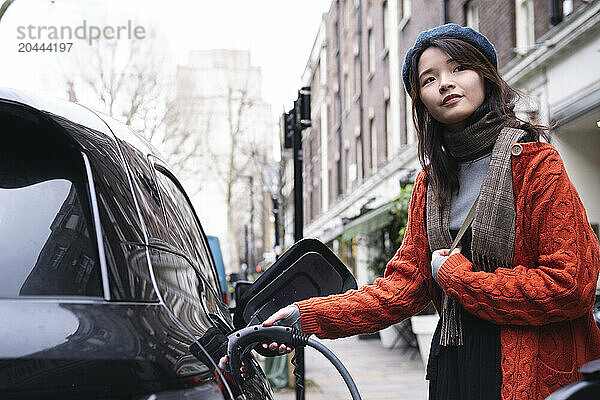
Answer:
[65, 41, 274, 272]
[193, 79, 274, 272]
[62, 37, 209, 182]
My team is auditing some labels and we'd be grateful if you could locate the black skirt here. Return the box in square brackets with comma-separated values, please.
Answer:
[426, 228, 502, 400]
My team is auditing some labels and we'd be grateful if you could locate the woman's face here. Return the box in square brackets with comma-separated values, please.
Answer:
[417, 47, 485, 131]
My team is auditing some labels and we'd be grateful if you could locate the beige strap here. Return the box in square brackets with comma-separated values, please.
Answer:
[449, 194, 480, 253]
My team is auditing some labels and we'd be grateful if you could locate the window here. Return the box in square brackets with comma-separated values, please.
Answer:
[314, 61, 321, 90]
[334, 21, 340, 50]
[465, 0, 479, 30]
[65, 214, 80, 230]
[344, 71, 351, 111]
[0, 127, 102, 297]
[515, 0, 535, 54]
[337, 148, 343, 196]
[563, 0, 573, 16]
[399, 0, 412, 24]
[356, 133, 364, 182]
[405, 92, 416, 145]
[49, 246, 68, 270]
[154, 168, 221, 292]
[321, 104, 329, 212]
[384, 99, 391, 159]
[348, 162, 357, 185]
[354, 55, 361, 96]
[329, 167, 334, 204]
[75, 255, 95, 285]
[368, 28, 376, 75]
[345, 0, 352, 30]
[344, 146, 350, 193]
[320, 47, 327, 85]
[149, 248, 204, 307]
[383, 0, 389, 49]
[370, 117, 377, 172]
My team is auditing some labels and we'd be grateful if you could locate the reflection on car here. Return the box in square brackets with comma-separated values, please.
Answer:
[0, 88, 273, 399]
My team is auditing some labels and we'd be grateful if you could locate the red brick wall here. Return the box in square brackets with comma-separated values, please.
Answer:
[447, 0, 468, 25]
[445, 0, 518, 69]
[361, 0, 391, 177]
[325, 1, 343, 203]
[477, 0, 516, 68]
[397, 0, 442, 141]
[297, 0, 596, 228]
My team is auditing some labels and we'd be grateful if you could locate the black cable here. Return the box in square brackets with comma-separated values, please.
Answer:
[306, 337, 362, 400]
[290, 350, 305, 398]
[227, 326, 362, 400]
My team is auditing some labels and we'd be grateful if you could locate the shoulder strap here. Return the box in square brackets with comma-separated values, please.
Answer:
[449, 194, 480, 253]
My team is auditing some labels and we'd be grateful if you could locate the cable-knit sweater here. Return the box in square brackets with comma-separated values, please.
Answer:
[295, 142, 600, 400]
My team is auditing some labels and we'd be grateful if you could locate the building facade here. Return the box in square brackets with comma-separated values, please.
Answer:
[175, 50, 277, 275]
[280, 0, 600, 287]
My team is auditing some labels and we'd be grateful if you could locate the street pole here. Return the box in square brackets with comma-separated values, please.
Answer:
[243, 224, 249, 280]
[240, 175, 255, 277]
[249, 175, 255, 274]
[292, 100, 305, 400]
[293, 118, 303, 242]
[283, 86, 310, 400]
[272, 195, 281, 258]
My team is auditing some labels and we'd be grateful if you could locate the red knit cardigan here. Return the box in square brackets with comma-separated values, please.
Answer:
[295, 142, 600, 400]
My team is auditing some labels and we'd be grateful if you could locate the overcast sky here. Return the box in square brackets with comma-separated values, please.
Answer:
[0, 0, 331, 256]
[0, 0, 330, 113]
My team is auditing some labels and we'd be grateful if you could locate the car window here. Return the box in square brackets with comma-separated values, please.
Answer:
[153, 168, 221, 293]
[49, 112, 157, 302]
[0, 139, 102, 297]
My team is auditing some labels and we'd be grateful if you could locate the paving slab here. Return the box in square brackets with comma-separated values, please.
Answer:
[273, 336, 428, 400]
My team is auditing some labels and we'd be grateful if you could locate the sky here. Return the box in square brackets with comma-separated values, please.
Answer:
[0, 0, 331, 266]
[0, 0, 330, 114]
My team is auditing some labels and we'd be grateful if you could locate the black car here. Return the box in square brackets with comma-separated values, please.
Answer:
[0, 88, 273, 399]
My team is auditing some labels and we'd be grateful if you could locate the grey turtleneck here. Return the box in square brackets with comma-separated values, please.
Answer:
[449, 153, 492, 231]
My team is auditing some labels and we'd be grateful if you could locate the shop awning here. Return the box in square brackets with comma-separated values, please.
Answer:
[342, 202, 395, 240]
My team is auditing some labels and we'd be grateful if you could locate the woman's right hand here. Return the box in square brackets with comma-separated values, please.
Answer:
[261, 305, 301, 353]
[262, 305, 299, 327]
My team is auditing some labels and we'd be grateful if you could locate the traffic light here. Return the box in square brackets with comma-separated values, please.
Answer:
[272, 195, 280, 248]
[298, 86, 311, 129]
[283, 108, 296, 149]
[283, 87, 311, 149]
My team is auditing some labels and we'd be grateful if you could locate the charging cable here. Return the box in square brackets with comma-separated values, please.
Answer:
[226, 325, 362, 400]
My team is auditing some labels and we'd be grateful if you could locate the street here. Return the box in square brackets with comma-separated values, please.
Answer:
[274, 335, 428, 400]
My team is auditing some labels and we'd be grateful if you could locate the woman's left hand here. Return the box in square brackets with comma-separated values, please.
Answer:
[431, 247, 461, 282]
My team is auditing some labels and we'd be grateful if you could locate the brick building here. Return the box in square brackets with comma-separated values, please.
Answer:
[279, 0, 600, 286]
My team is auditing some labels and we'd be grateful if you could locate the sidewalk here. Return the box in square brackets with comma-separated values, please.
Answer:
[273, 335, 428, 400]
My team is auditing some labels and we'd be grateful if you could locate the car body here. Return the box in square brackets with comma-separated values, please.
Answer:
[0, 88, 273, 399]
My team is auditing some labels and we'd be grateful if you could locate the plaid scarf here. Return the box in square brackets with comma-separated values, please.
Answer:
[427, 113, 526, 346]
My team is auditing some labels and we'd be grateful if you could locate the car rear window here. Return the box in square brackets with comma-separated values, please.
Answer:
[0, 111, 102, 297]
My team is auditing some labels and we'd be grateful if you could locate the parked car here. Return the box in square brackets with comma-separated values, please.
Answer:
[206, 235, 229, 305]
[5, 88, 594, 400]
[0, 88, 273, 399]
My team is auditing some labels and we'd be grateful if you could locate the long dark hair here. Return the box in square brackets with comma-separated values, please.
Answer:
[407, 36, 549, 201]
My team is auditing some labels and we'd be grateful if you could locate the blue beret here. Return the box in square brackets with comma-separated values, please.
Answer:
[401, 23, 497, 93]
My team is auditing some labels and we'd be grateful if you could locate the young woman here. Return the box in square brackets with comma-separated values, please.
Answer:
[255, 24, 599, 400]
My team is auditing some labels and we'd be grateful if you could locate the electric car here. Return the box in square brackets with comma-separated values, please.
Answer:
[3, 88, 597, 400]
[0, 88, 273, 399]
